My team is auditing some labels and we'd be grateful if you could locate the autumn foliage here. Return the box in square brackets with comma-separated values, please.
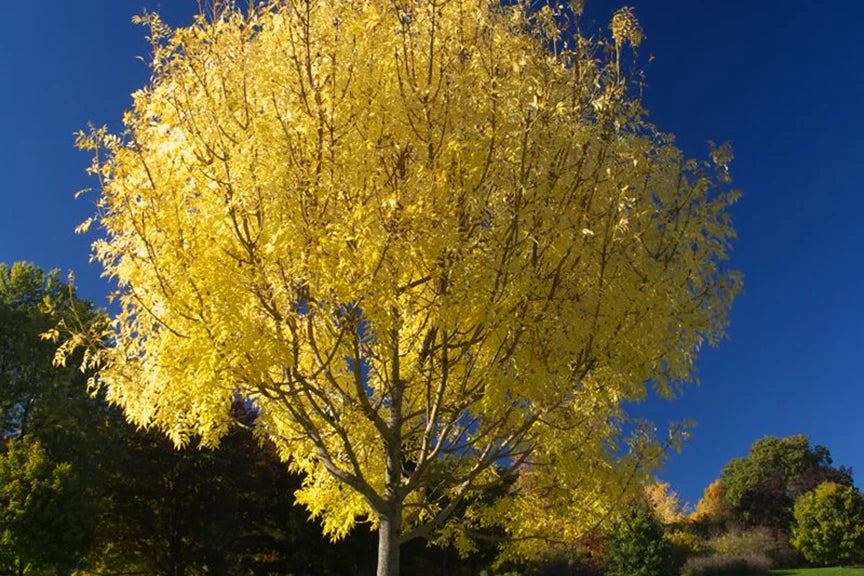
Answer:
[70, 0, 739, 573]
[691, 479, 731, 525]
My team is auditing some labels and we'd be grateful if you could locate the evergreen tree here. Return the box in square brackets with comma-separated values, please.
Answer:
[604, 505, 673, 576]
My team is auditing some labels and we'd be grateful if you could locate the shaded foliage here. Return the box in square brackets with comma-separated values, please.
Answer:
[0, 437, 95, 575]
[665, 530, 708, 573]
[87, 405, 381, 576]
[0, 263, 104, 575]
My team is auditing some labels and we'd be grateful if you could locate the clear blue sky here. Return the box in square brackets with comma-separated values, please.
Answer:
[2, 1, 862, 507]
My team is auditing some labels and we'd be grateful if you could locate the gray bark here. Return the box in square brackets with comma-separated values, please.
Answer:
[376, 508, 402, 576]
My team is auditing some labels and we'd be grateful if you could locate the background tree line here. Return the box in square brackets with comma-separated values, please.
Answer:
[598, 435, 863, 576]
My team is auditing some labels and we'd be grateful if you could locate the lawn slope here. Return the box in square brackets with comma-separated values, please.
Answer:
[770, 568, 864, 576]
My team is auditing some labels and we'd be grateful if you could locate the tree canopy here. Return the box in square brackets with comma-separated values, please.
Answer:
[721, 435, 853, 531]
[792, 482, 864, 566]
[71, 1, 739, 573]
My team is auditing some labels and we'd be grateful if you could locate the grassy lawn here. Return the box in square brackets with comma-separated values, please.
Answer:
[713, 569, 864, 576]
[768, 569, 864, 576]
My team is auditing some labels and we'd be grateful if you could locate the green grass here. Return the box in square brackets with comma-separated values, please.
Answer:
[712, 568, 864, 576]
[768, 568, 864, 576]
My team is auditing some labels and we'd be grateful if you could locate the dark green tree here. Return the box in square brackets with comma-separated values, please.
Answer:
[721, 435, 852, 531]
[0, 263, 103, 575]
[0, 437, 95, 576]
[604, 505, 673, 576]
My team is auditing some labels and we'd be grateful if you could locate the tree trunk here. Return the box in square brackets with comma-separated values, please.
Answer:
[377, 328, 404, 576]
[376, 507, 402, 576]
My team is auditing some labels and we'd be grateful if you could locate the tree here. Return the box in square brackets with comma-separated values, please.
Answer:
[792, 482, 864, 566]
[690, 479, 732, 526]
[0, 263, 103, 575]
[645, 481, 686, 525]
[0, 437, 95, 576]
[0, 263, 110, 472]
[71, 1, 739, 574]
[604, 505, 673, 576]
[721, 435, 853, 531]
[1, 263, 93, 442]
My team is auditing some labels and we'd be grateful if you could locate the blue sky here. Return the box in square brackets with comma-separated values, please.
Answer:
[2, 1, 862, 507]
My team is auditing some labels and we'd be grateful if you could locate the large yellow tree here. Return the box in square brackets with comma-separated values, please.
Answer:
[71, 1, 739, 573]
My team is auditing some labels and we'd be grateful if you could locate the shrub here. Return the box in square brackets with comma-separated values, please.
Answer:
[707, 526, 804, 568]
[604, 505, 673, 576]
[666, 530, 708, 572]
[681, 554, 770, 576]
[709, 526, 775, 558]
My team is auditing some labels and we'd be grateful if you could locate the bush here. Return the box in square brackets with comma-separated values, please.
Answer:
[681, 554, 771, 576]
[710, 527, 774, 557]
[666, 530, 708, 572]
[604, 505, 673, 576]
[706, 526, 804, 568]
